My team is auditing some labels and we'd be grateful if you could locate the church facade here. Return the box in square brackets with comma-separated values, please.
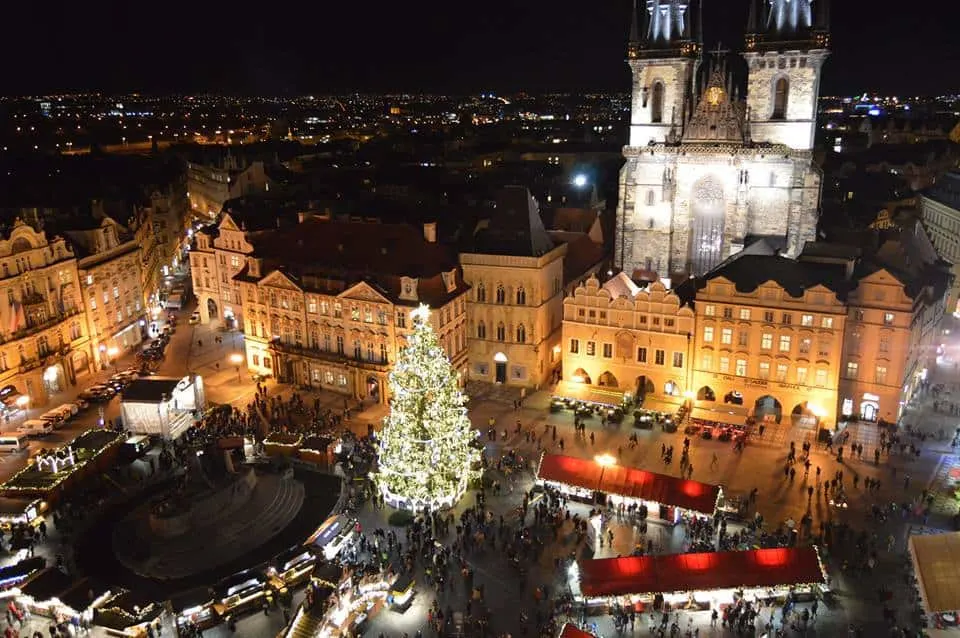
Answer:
[615, 0, 831, 278]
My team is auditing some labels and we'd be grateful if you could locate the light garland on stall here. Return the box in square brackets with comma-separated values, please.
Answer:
[1, 429, 121, 493]
[374, 304, 479, 511]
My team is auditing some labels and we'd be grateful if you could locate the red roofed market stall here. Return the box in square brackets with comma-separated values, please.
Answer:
[558, 623, 597, 638]
[569, 547, 827, 614]
[535, 453, 722, 523]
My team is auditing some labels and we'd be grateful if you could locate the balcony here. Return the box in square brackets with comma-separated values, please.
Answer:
[269, 340, 389, 372]
[19, 345, 71, 374]
[0, 307, 82, 346]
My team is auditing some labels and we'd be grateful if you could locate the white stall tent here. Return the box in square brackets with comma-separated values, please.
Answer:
[120, 375, 205, 440]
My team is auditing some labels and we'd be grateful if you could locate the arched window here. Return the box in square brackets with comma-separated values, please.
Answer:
[516, 324, 526, 343]
[477, 321, 486, 339]
[495, 284, 505, 304]
[476, 282, 486, 302]
[516, 286, 526, 305]
[646, 190, 656, 206]
[772, 77, 789, 120]
[496, 323, 506, 341]
[650, 82, 665, 123]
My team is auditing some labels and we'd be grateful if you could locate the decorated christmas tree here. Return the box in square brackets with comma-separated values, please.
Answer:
[375, 304, 479, 510]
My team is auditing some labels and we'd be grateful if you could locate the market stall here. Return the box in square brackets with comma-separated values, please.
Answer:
[690, 404, 749, 428]
[306, 514, 359, 561]
[212, 569, 268, 619]
[171, 586, 218, 633]
[93, 589, 167, 635]
[271, 545, 317, 588]
[17, 567, 79, 619]
[559, 623, 599, 638]
[553, 381, 628, 408]
[569, 547, 827, 614]
[120, 375, 206, 440]
[536, 453, 722, 522]
[316, 563, 394, 638]
[264, 432, 302, 458]
[0, 557, 45, 590]
[0, 497, 44, 529]
[909, 531, 960, 622]
[58, 577, 113, 627]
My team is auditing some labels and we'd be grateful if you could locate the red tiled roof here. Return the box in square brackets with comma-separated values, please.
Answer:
[577, 547, 826, 598]
[536, 453, 720, 515]
[558, 624, 597, 638]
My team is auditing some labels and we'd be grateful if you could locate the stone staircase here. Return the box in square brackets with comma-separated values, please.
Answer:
[283, 607, 324, 638]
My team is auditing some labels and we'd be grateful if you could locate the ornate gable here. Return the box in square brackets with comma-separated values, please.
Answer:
[259, 270, 301, 291]
[681, 64, 746, 144]
[219, 213, 241, 232]
[340, 281, 392, 304]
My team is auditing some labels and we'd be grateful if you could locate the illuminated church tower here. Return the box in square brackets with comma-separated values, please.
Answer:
[615, 0, 830, 278]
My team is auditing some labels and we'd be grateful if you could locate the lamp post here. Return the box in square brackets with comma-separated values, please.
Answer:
[594, 453, 616, 492]
[229, 353, 244, 383]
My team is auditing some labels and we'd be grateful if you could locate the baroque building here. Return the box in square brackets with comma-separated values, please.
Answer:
[0, 221, 89, 407]
[190, 212, 256, 328]
[920, 170, 960, 315]
[65, 216, 147, 370]
[235, 216, 469, 404]
[615, 0, 830, 278]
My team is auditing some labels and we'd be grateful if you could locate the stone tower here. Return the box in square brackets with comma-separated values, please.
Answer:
[626, 0, 703, 147]
[743, 0, 831, 150]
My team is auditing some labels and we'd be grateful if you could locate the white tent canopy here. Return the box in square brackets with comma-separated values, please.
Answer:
[120, 375, 205, 440]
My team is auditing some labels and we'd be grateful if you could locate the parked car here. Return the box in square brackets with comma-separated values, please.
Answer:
[189, 311, 201, 325]
[17, 420, 53, 437]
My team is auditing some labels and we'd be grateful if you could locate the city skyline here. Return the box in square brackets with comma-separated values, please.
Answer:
[3, 0, 957, 96]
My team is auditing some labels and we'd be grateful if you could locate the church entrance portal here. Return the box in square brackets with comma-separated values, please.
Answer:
[689, 176, 726, 274]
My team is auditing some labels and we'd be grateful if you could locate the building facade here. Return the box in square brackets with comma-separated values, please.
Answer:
[189, 213, 253, 327]
[688, 254, 847, 429]
[236, 218, 469, 404]
[562, 274, 695, 400]
[67, 217, 147, 370]
[0, 221, 89, 407]
[187, 158, 270, 219]
[615, 0, 829, 278]
[920, 171, 960, 315]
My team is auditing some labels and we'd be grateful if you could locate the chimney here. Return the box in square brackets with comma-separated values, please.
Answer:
[423, 222, 437, 243]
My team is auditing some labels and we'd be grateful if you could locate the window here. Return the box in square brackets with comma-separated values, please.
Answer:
[116, 310, 122, 323]
[495, 285, 505, 304]
[333, 302, 342, 318]
[324, 371, 334, 384]
[815, 369, 828, 387]
[650, 81, 665, 123]
[739, 308, 751, 320]
[776, 363, 788, 382]
[821, 317, 834, 329]
[655, 349, 665, 365]
[817, 339, 830, 357]
[763, 311, 774, 323]
[704, 305, 716, 317]
[672, 352, 683, 368]
[701, 353, 713, 370]
[875, 365, 888, 384]
[396, 313, 406, 329]
[85, 274, 93, 285]
[476, 283, 486, 302]
[377, 310, 387, 325]
[338, 374, 348, 387]
[602, 343, 612, 358]
[761, 333, 773, 350]
[801, 314, 814, 327]
[845, 362, 859, 379]
[782, 313, 792, 325]
[758, 361, 770, 379]
[477, 321, 486, 339]
[719, 356, 730, 373]
[722, 307, 733, 319]
[720, 328, 733, 345]
[364, 309, 373, 323]
[586, 341, 596, 356]
[853, 309, 864, 321]
[799, 337, 811, 354]
[883, 312, 895, 325]
[252, 354, 259, 366]
[517, 324, 527, 344]
[336, 335, 344, 354]
[89, 293, 96, 310]
[879, 335, 890, 353]
[703, 326, 714, 343]
[772, 77, 789, 120]
[646, 190, 656, 206]
[308, 299, 317, 314]
[735, 359, 747, 376]
[637, 347, 647, 363]
[779, 335, 791, 352]
[796, 367, 808, 384]
[516, 287, 526, 305]
[320, 300, 329, 315]
[664, 318, 674, 328]
[351, 307, 360, 321]
[570, 339, 580, 354]
[353, 341, 362, 359]
[263, 356, 272, 369]
[496, 323, 506, 341]
[738, 330, 749, 347]
[365, 342, 374, 361]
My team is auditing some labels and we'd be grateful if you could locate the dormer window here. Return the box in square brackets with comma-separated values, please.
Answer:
[399, 277, 418, 301]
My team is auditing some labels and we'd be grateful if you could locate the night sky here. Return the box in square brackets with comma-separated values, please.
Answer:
[3, 0, 955, 96]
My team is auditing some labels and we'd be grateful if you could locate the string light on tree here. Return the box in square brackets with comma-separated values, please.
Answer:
[374, 304, 480, 511]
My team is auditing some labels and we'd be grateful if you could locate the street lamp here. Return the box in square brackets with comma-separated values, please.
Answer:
[229, 353, 244, 383]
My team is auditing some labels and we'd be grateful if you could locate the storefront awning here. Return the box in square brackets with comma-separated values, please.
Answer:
[690, 405, 749, 427]
[639, 395, 681, 414]
[559, 624, 597, 638]
[537, 453, 721, 515]
[909, 532, 960, 614]
[576, 547, 826, 598]
[554, 382, 625, 407]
